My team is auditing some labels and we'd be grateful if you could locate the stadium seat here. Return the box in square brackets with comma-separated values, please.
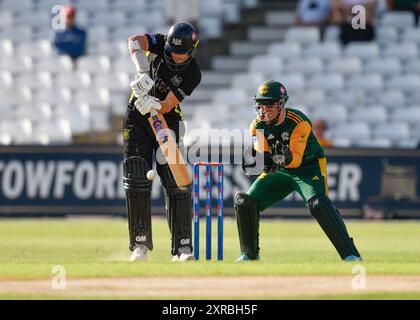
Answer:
[35, 56, 73, 73]
[304, 43, 341, 59]
[0, 26, 32, 42]
[94, 72, 130, 92]
[56, 72, 92, 90]
[2, 87, 32, 106]
[308, 74, 344, 91]
[323, 26, 340, 42]
[333, 122, 370, 140]
[0, 39, 13, 56]
[113, 57, 135, 73]
[376, 27, 398, 44]
[391, 107, 420, 124]
[74, 0, 109, 11]
[384, 43, 418, 60]
[88, 26, 109, 44]
[78, 56, 111, 74]
[386, 74, 420, 91]
[110, 93, 130, 116]
[0, 133, 12, 145]
[213, 89, 248, 107]
[283, 57, 323, 74]
[94, 40, 128, 58]
[380, 12, 416, 28]
[1, 0, 33, 11]
[403, 59, 420, 74]
[33, 119, 72, 144]
[248, 55, 282, 76]
[294, 89, 325, 107]
[16, 103, 53, 122]
[350, 106, 388, 124]
[356, 138, 392, 148]
[274, 74, 305, 91]
[377, 90, 405, 108]
[347, 74, 383, 91]
[16, 40, 54, 59]
[401, 28, 420, 43]
[16, 72, 53, 90]
[285, 27, 320, 44]
[344, 43, 380, 60]
[0, 11, 13, 28]
[34, 88, 72, 106]
[14, 12, 51, 27]
[332, 137, 352, 147]
[110, 26, 147, 41]
[312, 104, 348, 124]
[327, 58, 362, 74]
[55, 103, 91, 135]
[1, 55, 33, 73]
[364, 58, 401, 75]
[0, 71, 13, 88]
[268, 42, 302, 59]
[90, 109, 111, 132]
[0, 119, 33, 144]
[372, 122, 410, 141]
[74, 89, 110, 109]
[232, 73, 265, 92]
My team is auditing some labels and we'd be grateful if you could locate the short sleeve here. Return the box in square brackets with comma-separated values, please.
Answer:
[145, 33, 165, 56]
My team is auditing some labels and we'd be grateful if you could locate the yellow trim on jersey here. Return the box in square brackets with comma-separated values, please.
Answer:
[287, 112, 303, 124]
[285, 121, 311, 169]
[318, 157, 328, 195]
[249, 121, 270, 153]
[288, 111, 304, 123]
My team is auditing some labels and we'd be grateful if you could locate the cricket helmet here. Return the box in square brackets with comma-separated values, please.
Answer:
[164, 22, 199, 71]
[254, 80, 289, 117]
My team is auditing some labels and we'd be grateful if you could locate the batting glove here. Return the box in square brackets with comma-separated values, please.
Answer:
[135, 94, 162, 115]
[130, 73, 154, 98]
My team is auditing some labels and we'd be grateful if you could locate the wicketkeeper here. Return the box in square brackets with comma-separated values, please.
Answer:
[236, 80, 362, 262]
[123, 22, 201, 262]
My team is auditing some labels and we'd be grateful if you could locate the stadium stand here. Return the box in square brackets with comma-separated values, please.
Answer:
[0, 0, 418, 148]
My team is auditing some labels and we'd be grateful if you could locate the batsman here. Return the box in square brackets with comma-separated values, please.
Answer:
[123, 22, 201, 262]
[236, 80, 362, 262]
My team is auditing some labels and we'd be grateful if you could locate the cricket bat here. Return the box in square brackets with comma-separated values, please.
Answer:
[148, 109, 191, 187]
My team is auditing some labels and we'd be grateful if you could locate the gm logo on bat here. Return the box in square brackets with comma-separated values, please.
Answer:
[152, 116, 169, 143]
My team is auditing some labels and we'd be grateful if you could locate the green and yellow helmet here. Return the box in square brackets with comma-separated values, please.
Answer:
[254, 80, 289, 108]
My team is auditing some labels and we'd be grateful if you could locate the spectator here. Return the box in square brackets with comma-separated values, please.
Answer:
[332, 0, 378, 45]
[313, 119, 334, 147]
[387, 0, 420, 26]
[53, 5, 87, 65]
[295, 0, 332, 39]
[165, 0, 199, 30]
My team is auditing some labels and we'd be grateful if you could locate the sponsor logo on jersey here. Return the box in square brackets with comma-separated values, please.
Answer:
[172, 37, 182, 46]
[267, 134, 275, 140]
[171, 75, 182, 87]
[281, 132, 290, 141]
[312, 176, 320, 181]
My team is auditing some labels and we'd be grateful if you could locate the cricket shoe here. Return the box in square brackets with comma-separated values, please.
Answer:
[172, 247, 195, 262]
[129, 244, 148, 261]
[234, 253, 260, 262]
[343, 255, 363, 262]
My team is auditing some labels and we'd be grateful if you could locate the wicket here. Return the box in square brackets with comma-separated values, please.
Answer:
[193, 162, 224, 261]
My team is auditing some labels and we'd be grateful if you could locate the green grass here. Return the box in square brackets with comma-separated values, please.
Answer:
[0, 218, 420, 279]
[0, 218, 420, 299]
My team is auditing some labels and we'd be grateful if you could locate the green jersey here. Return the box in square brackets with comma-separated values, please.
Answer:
[250, 108, 325, 169]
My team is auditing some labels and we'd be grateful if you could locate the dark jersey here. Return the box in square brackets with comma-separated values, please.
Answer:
[129, 33, 202, 119]
[250, 108, 325, 168]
